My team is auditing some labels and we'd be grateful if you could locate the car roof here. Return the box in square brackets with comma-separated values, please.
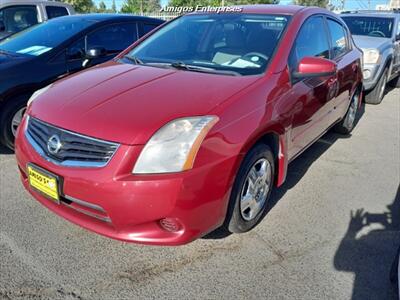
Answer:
[341, 12, 399, 18]
[187, 5, 328, 16]
[0, 0, 67, 5]
[53, 13, 164, 24]
[233, 4, 306, 14]
[0, 0, 71, 7]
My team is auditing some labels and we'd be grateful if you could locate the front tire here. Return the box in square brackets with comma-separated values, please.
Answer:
[224, 143, 275, 233]
[365, 69, 388, 105]
[389, 74, 400, 88]
[0, 96, 28, 150]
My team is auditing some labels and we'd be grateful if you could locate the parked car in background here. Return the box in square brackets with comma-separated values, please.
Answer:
[341, 11, 400, 104]
[15, 6, 363, 245]
[0, 0, 75, 40]
[0, 14, 163, 150]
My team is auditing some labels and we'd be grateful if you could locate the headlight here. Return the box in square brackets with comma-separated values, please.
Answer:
[27, 84, 53, 107]
[133, 116, 219, 174]
[362, 49, 380, 64]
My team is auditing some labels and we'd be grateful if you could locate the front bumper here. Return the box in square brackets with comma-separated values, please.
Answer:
[362, 63, 383, 91]
[15, 117, 236, 246]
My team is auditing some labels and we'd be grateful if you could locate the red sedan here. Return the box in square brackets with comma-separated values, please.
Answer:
[15, 5, 363, 245]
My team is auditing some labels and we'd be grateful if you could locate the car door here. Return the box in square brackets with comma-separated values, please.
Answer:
[66, 22, 138, 73]
[326, 17, 356, 122]
[287, 16, 337, 159]
[393, 19, 400, 73]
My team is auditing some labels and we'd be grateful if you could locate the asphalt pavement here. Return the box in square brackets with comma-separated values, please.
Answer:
[0, 87, 399, 300]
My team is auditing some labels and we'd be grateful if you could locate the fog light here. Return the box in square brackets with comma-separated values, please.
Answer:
[363, 70, 371, 79]
[159, 218, 182, 232]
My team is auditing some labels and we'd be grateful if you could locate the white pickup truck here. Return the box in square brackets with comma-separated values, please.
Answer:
[0, 0, 75, 39]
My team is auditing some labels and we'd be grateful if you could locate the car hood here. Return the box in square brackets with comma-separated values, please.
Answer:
[352, 35, 391, 51]
[29, 61, 258, 145]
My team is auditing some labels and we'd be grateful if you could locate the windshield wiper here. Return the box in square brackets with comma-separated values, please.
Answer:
[123, 55, 144, 65]
[131, 60, 241, 76]
[0, 49, 16, 57]
[169, 61, 241, 76]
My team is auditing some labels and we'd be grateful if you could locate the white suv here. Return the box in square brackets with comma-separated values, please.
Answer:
[0, 0, 75, 39]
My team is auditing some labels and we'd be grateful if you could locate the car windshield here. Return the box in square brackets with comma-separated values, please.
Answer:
[125, 14, 290, 76]
[0, 18, 94, 56]
[342, 16, 394, 38]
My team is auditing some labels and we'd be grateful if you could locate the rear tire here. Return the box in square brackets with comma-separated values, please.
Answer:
[365, 69, 388, 105]
[334, 89, 360, 135]
[224, 143, 275, 234]
[0, 96, 29, 151]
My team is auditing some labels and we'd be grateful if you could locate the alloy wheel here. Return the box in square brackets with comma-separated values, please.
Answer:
[240, 158, 272, 221]
[346, 92, 359, 128]
[11, 107, 26, 137]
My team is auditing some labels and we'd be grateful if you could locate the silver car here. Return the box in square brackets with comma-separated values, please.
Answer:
[0, 0, 75, 40]
[341, 11, 400, 104]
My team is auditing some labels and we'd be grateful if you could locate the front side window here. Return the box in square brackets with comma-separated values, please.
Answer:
[327, 19, 348, 58]
[0, 5, 38, 35]
[46, 6, 69, 19]
[87, 23, 137, 54]
[289, 16, 330, 72]
[126, 14, 290, 76]
[342, 16, 394, 38]
[0, 18, 94, 56]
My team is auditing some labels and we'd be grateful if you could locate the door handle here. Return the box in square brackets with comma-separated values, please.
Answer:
[352, 63, 358, 73]
[327, 77, 338, 88]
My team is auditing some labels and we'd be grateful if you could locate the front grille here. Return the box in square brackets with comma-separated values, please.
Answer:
[25, 117, 119, 167]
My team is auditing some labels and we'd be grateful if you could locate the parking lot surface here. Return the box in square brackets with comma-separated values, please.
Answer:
[1, 88, 399, 300]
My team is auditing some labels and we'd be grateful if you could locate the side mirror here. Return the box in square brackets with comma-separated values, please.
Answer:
[0, 21, 5, 32]
[292, 57, 337, 79]
[85, 47, 107, 59]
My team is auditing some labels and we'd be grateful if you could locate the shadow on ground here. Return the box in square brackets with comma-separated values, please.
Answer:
[334, 185, 400, 300]
[205, 102, 366, 239]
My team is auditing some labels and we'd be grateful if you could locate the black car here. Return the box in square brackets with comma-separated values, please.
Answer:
[391, 245, 400, 294]
[0, 14, 163, 150]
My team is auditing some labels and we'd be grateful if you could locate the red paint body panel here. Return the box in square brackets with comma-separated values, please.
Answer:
[15, 5, 363, 245]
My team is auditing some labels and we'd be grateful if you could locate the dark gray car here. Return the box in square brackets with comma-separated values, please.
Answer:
[341, 11, 400, 104]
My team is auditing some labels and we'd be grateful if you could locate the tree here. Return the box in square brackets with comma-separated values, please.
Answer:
[98, 1, 107, 12]
[293, 0, 328, 7]
[62, 0, 95, 13]
[121, 0, 161, 13]
[111, 0, 117, 13]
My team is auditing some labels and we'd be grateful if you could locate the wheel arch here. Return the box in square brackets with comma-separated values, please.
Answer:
[239, 126, 288, 188]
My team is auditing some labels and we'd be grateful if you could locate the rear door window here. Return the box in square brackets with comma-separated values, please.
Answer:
[86, 23, 138, 54]
[46, 6, 69, 19]
[327, 19, 348, 58]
